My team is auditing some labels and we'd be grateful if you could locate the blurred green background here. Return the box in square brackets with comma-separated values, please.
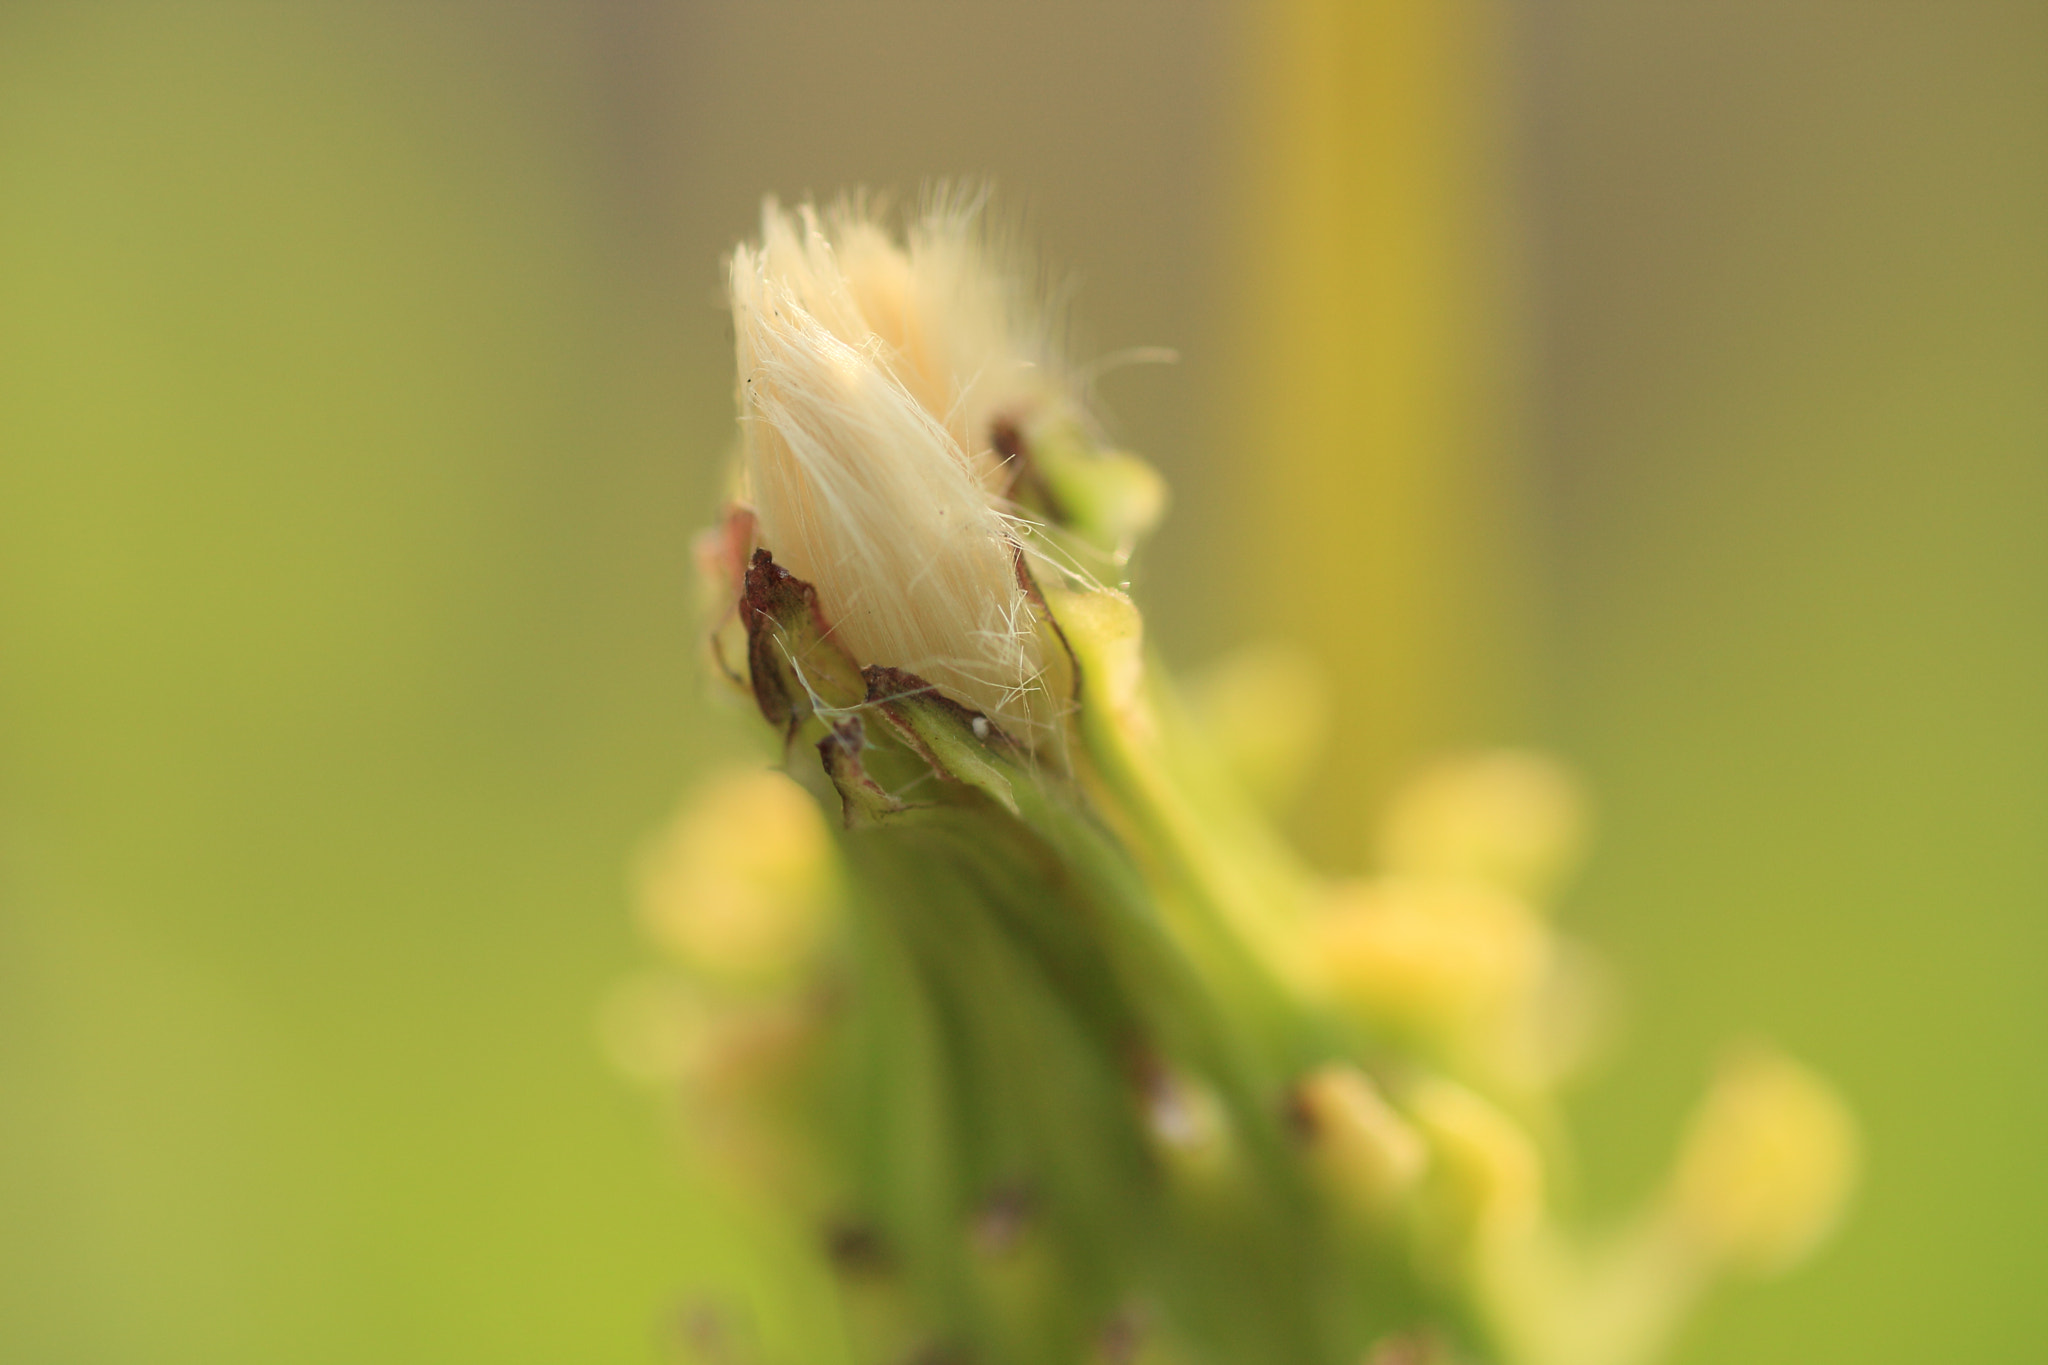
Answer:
[1, 3, 2040, 1363]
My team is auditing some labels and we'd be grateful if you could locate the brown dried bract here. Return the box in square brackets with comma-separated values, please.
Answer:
[742, 548, 862, 741]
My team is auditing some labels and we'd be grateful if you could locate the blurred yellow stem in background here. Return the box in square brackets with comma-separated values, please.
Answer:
[1234, 0, 1536, 862]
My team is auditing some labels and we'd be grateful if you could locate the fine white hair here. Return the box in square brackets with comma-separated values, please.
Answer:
[731, 195, 1059, 739]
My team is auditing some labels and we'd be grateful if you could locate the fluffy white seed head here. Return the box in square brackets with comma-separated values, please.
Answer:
[731, 198, 1057, 736]
[769, 196, 1059, 468]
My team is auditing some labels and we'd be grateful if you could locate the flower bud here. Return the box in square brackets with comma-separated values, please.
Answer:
[1378, 751, 1586, 902]
[1668, 1044, 1859, 1275]
[1410, 1079, 1544, 1253]
[731, 202, 1052, 740]
[1289, 1063, 1427, 1215]
[635, 767, 838, 984]
[1307, 879, 1549, 1049]
[1186, 642, 1331, 810]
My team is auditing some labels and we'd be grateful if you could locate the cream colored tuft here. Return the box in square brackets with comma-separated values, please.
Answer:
[731, 197, 1057, 736]
[822, 193, 1058, 468]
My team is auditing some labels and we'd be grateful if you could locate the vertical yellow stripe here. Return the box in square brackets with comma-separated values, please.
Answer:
[1231, 0, 1533, 862]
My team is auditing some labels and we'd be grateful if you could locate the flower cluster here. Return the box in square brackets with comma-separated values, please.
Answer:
[610, 197, 1856, 1365]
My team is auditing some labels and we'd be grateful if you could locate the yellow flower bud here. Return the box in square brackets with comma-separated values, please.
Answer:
[1290, 1064, 1427, 1215]
[1308, 879, 1549, 1048]
[1410, 1079, 1544, 1252]
[594, 971, 712, 1088]
[1668, 1044, 1860, 1276]
[635, 767, 838, 984]
[1378, 750, 1586, 902]
[597, 972, 833, 1206]
[1186, 641, 1332, 810]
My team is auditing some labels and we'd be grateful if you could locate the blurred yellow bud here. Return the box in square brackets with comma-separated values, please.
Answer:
[1049, 585, 1150, 743]
[595, 971, 714, 1088]
[1290, 1064, 1427, 1214]
[1186, 641, 1331, 809]
[1410, 1079, 1544, 1251]
[596, 971, 833, 1205]
[1378, 751, 1586, 902]
[1497, 940, 1614, 1093]
[1309, 880, 1548, 1046]
[1063, 587, 1146, 708]
[636, 767, 838, 984]
[1668, 1044, 1859, 1276]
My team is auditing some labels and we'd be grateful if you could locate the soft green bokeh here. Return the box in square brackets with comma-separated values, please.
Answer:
[1530, 7, 2048, 1361]
[2, 3, 2041, 1363]
[0, 7, 832, 1361]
